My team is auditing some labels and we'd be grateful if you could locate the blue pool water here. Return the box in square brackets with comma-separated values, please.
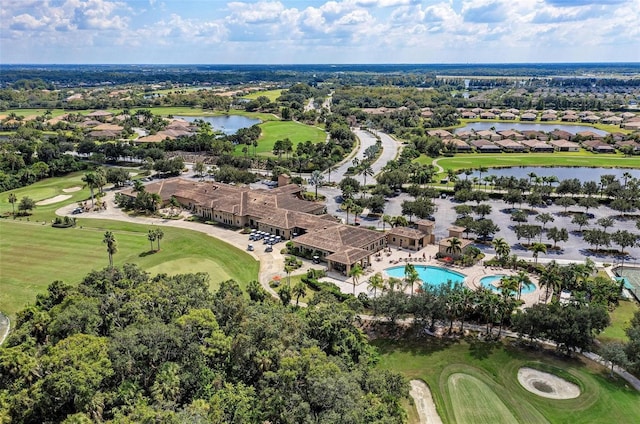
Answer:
[480, 275, 536, 294]
[385, 265, 465, 287]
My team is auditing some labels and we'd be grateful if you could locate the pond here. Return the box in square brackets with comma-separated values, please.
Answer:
[455, 122, 609, 136]
[470, 167, 640, 182]
[175, 115, 261, 135]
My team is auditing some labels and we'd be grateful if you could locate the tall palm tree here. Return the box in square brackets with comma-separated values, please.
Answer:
[367, 272, 385, 315]
[103, 231, 117, 269]
[147, 229, 157, 251]
[360, 165, 374, 189]
[458, 286, 474, 333]
[382, 214, 392, 231]
[349, 263, 363, 295]
[82, 171, 98, 208]
[446, 237, 463, 258]
[492, 237, 510, 263]
[154, 228, 164, 251]
[538, 260, 562, 303]
[515, 270, 534, 300]
[342, 198, 355, 225]
[404, 263, 420, 297]
[530, 242, 547, 265]
[8, 193, 17, 218]
[367, 272, 385, 298]
[309, 170, 325, 200]
[284, 265, 294, 286]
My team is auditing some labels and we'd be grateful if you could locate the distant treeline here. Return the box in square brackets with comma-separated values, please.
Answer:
[1, 63, 639, 88]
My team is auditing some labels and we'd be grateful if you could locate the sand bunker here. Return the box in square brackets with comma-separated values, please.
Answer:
[409, 380, 443, 424]
[62, 186, 82, 193]
[36, 194, 72, 205]
[517, 367, 580, 399]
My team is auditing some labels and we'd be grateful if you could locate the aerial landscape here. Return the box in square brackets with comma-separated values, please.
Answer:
[2, 0, 640, 423]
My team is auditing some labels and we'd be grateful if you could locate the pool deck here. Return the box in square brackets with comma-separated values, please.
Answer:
[318, 244, 547, 307]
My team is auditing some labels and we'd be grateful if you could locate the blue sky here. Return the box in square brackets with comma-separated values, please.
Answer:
[1, 0, 639, 64]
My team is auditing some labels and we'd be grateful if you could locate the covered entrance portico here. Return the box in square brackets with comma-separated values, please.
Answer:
[326, 247, 371, 275]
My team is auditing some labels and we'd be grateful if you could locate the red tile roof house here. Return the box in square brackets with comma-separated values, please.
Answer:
[445, 138, 473, 152]
[582, 139, 615, 153]
[550, 129, 573, 141]
[520, 139, 554, 152]
[548, 139, 580, 152]
[122, 178, 395, 275]
[480, 111, 497, 120]
[498, 130, 524, 141]
[495, 139, 525, 152]
[499, 112, 517, 120]
[520, 112, 537, 121]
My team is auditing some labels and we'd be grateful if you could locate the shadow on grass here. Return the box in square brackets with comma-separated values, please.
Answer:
[468, 337, 500, 360]
[139, 250, 158, 257]
[371, 325, 461, 357]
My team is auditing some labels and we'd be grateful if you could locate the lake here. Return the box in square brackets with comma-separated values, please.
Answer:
[455, 122, 609, 136]
[470, 166, 640, 182]
[175, 115, 261, 135]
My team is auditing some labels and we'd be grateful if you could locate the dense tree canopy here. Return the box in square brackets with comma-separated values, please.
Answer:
[0, 265, 407, 423]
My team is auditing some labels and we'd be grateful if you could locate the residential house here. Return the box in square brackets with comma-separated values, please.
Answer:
[548, 139, 580, 152]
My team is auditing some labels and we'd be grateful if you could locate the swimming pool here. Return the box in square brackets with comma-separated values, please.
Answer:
[385, 265, 465, 287]
[480, 275, 536, 295]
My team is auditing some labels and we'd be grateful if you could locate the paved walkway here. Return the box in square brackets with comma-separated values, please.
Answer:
[56, 191, 285, 299]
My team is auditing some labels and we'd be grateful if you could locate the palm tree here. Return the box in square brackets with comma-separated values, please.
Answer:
[327, 164, 335, 184]
[154, 228, 164, 251]
[515, 270, 534, 300]
[82, 171, 99, 208]
[292, 281, 307, 306]
[367, 272, 385, 298]
[458, 286, 474, 333]
[530, 242, 547, 265]
[367, 272, 385, 315]
[538, 261, 562, 303]
[387, 277, 402, 292]
[382, 214, 392, 231]
[349, 263, 363, 295]
[342, 198, 355, 225]
[309, 170, 325, 200]
[492, 237, 510, 263]
[148, 229, 157, 251]
[103, 231, 117, 269]
[8, 193, 17, 218]
[284, 265, 294, 286]
[404, 263, 420, 297]
[360, 165, 374, 189]
[446, 237, 463, 258]
[391, 215, 408, 228]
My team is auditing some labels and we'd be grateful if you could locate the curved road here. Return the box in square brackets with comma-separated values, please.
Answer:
[317, 128, 401, 226]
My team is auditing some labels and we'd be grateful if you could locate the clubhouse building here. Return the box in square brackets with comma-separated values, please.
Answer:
[125, 177, 434, 274]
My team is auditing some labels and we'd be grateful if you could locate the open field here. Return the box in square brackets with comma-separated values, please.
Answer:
[427, 152, 640, 174]
[241, 89, 283, 102]
[0, 174, 259, 318]
[235, 120, 327, 156]
[374, 338, 640, 424]
[598, 299, 639, 343]
[0, 219, 259, 317]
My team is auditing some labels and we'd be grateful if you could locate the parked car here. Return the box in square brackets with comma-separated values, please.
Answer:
[265, 245, 273, 252]
[247, 244, 254, 251]
[72, 207, 83, 214]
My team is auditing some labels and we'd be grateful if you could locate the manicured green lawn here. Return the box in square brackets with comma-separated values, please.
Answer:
[598, 299, 639, 343]
[426, 152, 640, 174]
[0, 174, 259, 318]
[242, 89, 283, 102]
[0, 219, 259, 317]
[374, 338, 640, 424]
[236, 120, 326, 156]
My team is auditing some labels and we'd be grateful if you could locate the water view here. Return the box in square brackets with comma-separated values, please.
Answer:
[175, 115, 261, 135]
[455, 122, 609, 135]
[385, 265, 465, 287]
[470, 167, 640, 182]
